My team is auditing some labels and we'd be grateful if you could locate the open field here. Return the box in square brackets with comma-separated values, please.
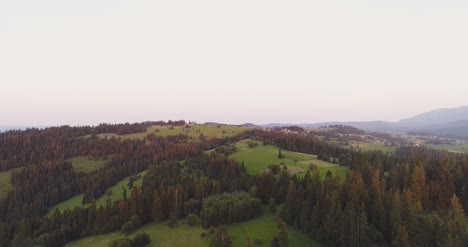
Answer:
[228, 213, 320, 247]
[48, 171, 146, 216]
[69, 156, 108, 174]
[230, 139, 347, 179]
[66, 211, 319, 247]
[0, 168, 22, 202]
[349, 142, 399, 153]
[90, 124, 250, 140]
[424, 142, 468, 153]
[66, 220, 207, 247]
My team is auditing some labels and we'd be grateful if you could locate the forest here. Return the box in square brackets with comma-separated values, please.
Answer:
[0, 122, 467, 246]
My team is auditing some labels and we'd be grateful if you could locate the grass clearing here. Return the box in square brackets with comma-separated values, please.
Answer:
[69, 156, 107, 174]
[228, 212, 320, 247]
[66, 211, 319, 247]
[48, 171, 147, 216]
[88, 124, 250, 141]
[230, 139, 347, 179]
[0, 168, 23, 202]
[66, 220, 207, 247]
[350, 142, 398, 153]
[425, 143, 468, 153]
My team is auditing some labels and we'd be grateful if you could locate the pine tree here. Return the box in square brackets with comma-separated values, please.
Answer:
[357, 206, 371, 247]
[444, 194, 467, 246]
[321, 190, 339, 244]
[392, 224, 412, 247]
[410, 164, 426, 205]
[210, 226, 232, 247]
[278, 148, 285, 159]
[284, 181, 297, 224]
[152, 192, 163, 223]
[278, 221, 288, 247]
[343, 202, 358, 246]
[310, 202, 321, 238]
[389, 191, 402, 241]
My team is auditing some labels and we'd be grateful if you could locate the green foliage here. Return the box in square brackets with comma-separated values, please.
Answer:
[187, 213, 201, 227]
[183, 199, 201, 215]
[82, 190, 95, 204]
[121, 215, 141, 234]
[215, 144, 238, 155]
[278, 221, 288, 247]
[278, 148, 285, 159]
[47, 171, 147, 216]
[268, 164, 281, 175]
[69, 156, 107, 174]
[247, 141, 258, 148]
[109, 233, 150, 247]
[130, 233, 151, 247]
[0, 168, 22, 202]
[109, 238, 132, 247]
[209, 225, 232, 247]
[168, 213, 178, 228]
[200, 191, 262, 227]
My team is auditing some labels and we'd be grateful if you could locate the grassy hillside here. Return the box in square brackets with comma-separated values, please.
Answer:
[66, 211, 319, 247]
[69, 156, 108, 174]
[48, 171, 146, 216]
[66, 221, 207, 247]
[90, 124, 249, 140]
[349, 142, 399, 153]
[230, 139, 347, 179]
[425, 142, 468, 153]
[0, 168, 22, 202]
[228, 213, 320, 247]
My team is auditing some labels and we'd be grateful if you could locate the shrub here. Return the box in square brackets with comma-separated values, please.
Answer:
[187, 213, 201, 226]
[200, 191, 262, 227]
[130, 233, 151, 247]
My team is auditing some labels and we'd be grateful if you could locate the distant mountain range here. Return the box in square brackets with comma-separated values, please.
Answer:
[261, 106, 468, 139]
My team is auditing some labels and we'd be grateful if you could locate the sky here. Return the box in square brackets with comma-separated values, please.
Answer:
[1, 0, 467, 126]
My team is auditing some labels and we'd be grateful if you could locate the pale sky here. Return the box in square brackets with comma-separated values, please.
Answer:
[1, 0, 467, 126]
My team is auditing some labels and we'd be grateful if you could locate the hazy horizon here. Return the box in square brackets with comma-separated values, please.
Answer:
[1, 1, 467, 126]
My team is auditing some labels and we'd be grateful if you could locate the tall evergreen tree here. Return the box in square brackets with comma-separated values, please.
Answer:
[278, 221, 288, 247]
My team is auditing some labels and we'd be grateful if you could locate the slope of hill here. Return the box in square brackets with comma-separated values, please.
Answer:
[399, 106, 468, 127]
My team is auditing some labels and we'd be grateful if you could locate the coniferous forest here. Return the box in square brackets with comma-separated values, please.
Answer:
[0, 122, 467, 247]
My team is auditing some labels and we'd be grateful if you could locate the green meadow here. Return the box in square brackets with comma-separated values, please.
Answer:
[90, 124, 250, 140]
[0, 168, 23, 202]
[426, 142, 468, 154]
[66, 211, 319, 247]
[230, 139, 347, 179]
[349, 141, 398, 153]
[48, 171, 146, 216]
[69, 156, 108, 174]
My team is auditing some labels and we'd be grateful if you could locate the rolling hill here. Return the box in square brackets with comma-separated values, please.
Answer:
[262, 106, 468, 138]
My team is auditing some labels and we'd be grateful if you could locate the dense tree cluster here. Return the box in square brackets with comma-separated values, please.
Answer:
[0, 122, 221, 247]
[253, 129, 346, 159]
[277, 146, 468, 246]
[0, 121, 191, 171]
[272, 126, 305, 132]
[209, 225, 232, 247]
[108, 232, 151, 247]
[214, 143, 237, 156]
[200, 192, 262, 227]
[318, 125, 367, 135]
